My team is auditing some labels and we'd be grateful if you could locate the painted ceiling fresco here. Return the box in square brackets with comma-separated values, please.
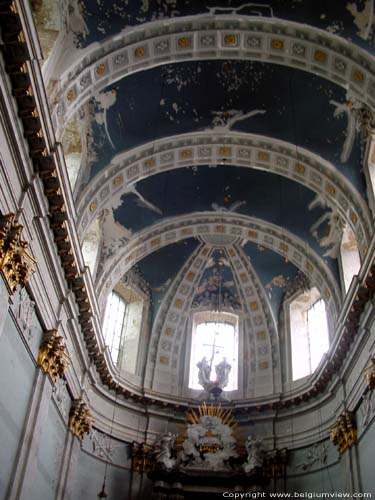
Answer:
[88, 61, 365, 194]
[46, 0, 374, 354]
[112, 165, 336, 264]
[242, 242, 300, 319]
[136, 238, 200, 319]
[191, 248, 242, 311]
[77, 0, 375, 55]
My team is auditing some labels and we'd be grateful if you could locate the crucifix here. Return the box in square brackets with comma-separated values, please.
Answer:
[203, 329, 224, 380]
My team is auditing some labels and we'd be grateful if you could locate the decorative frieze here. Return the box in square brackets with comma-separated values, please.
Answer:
[0, 213, 36, 294]
[37, 329, 69, 383]
[329, 412, 357, 455]
[68, 400, 93, 441]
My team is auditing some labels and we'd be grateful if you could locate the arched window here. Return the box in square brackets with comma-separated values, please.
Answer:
[289, 287, 329, 381]
[102, 288, 144, 373]
[188, 312, 238, 391]
[340, 224, 361, 293]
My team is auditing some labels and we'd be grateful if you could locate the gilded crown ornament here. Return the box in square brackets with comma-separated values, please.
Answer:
[0, 213, 36, 294]
[37, 329, 70, 383]
[329, 411, 357, 455]
[364, 357, 375, 391]
[68, 399, 93, 441]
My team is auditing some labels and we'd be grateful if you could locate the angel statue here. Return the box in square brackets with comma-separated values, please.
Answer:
[243, 435, 264, 474]
[215, 358, 232, 389]
[153, 432, 177, 470]
[197, 357, 212, 387]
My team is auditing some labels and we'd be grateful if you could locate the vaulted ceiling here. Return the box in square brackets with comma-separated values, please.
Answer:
[35, 0, 375, 395]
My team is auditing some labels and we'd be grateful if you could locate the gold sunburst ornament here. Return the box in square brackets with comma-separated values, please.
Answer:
[185, 402, 237, 429]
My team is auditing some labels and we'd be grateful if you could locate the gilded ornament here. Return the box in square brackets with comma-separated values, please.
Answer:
[89, 201, 97, 212]
[130, 442, 154, 472]
[95, 63, 106, 75]
[220, 147, 230, 156]
[327, 184, 335, 195]
[314, 50, 326, 62]
[174, 298, 183, 309]
[66, 88, 76, 102]
[0, 213, 36, 294]
[159, 355, 169, 365]
[144, 158, 154, 168]
[364, 357, 375, 391]
[271, 39, 283, 50]
[37, 329, 70, 383]
[306, 262, 313, 272]
[224, 34, 237, 45]
[294, 163, 305, 173]
[181, 149, 192, 158]
[178, 37, 191, 48]
[353, 71, 364, 82]
[134, 46, 145, 57]
[329, 412, 357, 455]
[258, 151, 269, 161]
[69, 399, 93, 441]
[113, 176, 122, 185]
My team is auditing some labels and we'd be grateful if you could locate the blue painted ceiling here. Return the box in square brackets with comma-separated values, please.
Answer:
[69, 1, 371, 332]
[89, 61, 365, 194]
[79, 0, 375, 55]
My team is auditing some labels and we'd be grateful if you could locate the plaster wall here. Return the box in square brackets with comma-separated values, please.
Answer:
[0, 315, 35, 499]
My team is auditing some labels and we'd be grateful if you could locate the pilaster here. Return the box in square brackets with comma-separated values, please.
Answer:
[6, 367, 53, 500]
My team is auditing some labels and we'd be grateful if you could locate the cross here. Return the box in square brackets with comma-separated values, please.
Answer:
[203, 330, 225, 377]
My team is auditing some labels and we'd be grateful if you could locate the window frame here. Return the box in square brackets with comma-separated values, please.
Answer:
[101, 283, 150, 381]
[283, 287, 331, 386]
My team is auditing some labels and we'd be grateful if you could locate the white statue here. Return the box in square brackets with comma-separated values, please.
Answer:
[215, 358, 232, 389]
[197, 357, 211, 387]
[154, 432, 177, 470]
[243, 435, 264, 474]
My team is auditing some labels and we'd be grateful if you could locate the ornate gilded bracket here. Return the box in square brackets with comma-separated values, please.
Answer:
[37, 329, 69, 383]
[130, 442, 154, 473]
[364, 357, 375, 391]
[0, 213, 36, 294]
[68, 399, 93, 441]
[329, 412, 357, 455]
[263, 448, 288, 478]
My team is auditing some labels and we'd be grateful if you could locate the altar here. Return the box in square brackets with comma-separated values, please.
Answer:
[146, 404, 269, 499]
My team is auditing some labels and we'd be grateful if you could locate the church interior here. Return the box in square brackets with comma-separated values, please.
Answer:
[1, 0, 375, 498]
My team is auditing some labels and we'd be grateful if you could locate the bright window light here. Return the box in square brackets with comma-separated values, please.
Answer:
[307, 299, 329, 373]
[102, 291, 126, 365]
[189, 314, 238, 391]
[290, 289, 329, 381]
